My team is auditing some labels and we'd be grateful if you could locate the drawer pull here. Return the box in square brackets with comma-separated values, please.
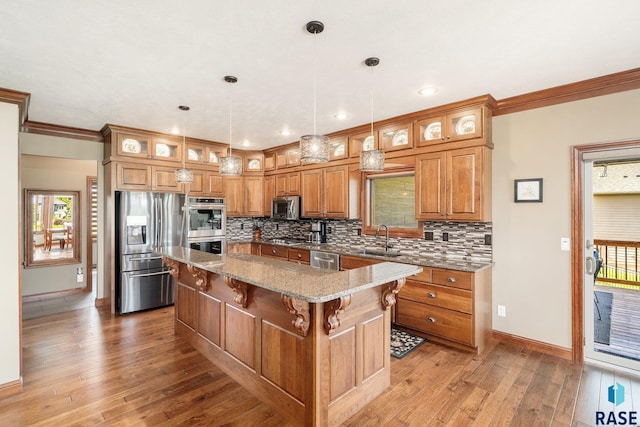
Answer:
[427, 292, 436, 298]
[447, 277, 456, 283]
[297, 253, 302, 258]
[427, 317, 436, 323]
[272, 249, 276, 254]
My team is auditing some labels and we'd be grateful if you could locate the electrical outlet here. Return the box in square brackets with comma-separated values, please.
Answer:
[484, 234, 492, 245]
[276, 223, 279, 230]
[424, 231, 434, 241]
[76, 267, 84, 283]
[327, 227, 332, 234]
[356, 228, 362, 236]
[498, 305, 506, 317]
[442, 232, 449, 242]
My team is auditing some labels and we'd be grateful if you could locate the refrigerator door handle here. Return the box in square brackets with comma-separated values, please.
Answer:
[128, 270, 171, 279]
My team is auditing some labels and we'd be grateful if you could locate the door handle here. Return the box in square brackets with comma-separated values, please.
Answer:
[129, 270, 171, 279]
[585, 256, 595, 275]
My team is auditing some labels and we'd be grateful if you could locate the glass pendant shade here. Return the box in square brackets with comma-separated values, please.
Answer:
[175, 167, 194, 183]
[219, 155, 243, 176]
[300, 134, 329, 164]
[360, 149, 385, 171]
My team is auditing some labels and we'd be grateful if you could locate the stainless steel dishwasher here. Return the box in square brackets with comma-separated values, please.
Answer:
[310, 250, 340, 270]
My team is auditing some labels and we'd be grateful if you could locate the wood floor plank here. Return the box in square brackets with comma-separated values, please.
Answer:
[0, 305, 614, 426]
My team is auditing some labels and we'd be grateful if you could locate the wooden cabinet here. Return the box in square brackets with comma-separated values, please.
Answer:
[116, 133, 183, 162]
[340, 255, 382, 270]
[275, 172, 300, 196]
[186, 169, 223, 196]
[259, 243, 288, 259]
[264, 152, 276, 171]
[276, 146, 300, 168]
[329, 136, 348, 161]
[349, 130, 378, 158]
[243, 151, 264, 173]
[415, 106, 485, 146]
[227, 242, 252, 254]
[263, 175, 275, 216]
[223, 176, 244, 216]
[394, 267, 491, 354]
[379, 122, 413, 152]
[287, 248, 310, 265]
[185, 142, 225, 167]
[115, 162, 188, 193]
[243, 176, 264, 217]
[415, 146, 491, 221]
[300, 165, 349, 219]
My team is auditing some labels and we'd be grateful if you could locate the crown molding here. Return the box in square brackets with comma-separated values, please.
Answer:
[22, 121, 104, 142]
[0, 87, 30, 125]
[494, 67, 640, 116]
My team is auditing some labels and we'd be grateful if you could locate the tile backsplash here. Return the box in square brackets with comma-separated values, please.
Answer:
[226, 217, 492, 262]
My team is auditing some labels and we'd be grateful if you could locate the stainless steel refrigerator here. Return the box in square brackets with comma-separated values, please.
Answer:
[115, 191, 186, 314]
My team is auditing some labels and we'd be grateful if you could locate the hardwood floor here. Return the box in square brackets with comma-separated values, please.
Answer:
[1, 305, 633, 426]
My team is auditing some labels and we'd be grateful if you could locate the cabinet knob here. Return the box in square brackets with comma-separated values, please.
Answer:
[297, 253, 302, 258]
[427, 292, 436, 298]
[427, 317, 436, 323]
[272, 249, 276, 254]
[447, 277, 456, 283]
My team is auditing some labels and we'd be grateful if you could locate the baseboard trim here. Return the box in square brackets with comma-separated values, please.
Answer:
[492, 330, 573, 361]
[95, 297, 108, 307]
[0, 378, 23, 399]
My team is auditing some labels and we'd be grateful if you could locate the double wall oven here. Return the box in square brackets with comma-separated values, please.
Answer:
[186, 197, 226, 254]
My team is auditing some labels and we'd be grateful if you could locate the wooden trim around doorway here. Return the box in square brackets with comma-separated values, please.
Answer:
[571, 138, 640, 363]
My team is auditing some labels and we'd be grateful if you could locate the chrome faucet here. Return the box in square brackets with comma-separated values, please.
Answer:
[375, 224, 390, 251]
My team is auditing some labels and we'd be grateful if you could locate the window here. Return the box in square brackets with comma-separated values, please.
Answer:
[363, 171, 421, 237]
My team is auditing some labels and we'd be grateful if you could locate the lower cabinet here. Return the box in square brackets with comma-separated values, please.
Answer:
[394, 266, 491, 354]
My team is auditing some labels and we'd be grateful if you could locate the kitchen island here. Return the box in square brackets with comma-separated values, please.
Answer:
[157, 246, 422, 427]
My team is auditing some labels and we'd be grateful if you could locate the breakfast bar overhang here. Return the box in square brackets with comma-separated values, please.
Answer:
[156, 247, 422, 426]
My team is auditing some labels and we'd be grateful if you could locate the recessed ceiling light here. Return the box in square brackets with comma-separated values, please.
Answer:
[279, 129, 291, 136]
[418, 86, 437, 96]
[334, 112, 348, 120]
[242, 140, 250, 147]
[170, 127, 181, 135]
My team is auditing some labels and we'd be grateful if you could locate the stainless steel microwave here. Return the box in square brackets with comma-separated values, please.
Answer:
[271, 196, 300, 220]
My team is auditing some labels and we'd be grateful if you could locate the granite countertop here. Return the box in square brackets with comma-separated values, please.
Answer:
[156, 246, 422, 303]
[231, 239, 492, 273]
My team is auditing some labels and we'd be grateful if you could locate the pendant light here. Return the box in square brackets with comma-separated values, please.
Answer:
[219, 75, 243, 176]
[299, 20, 329, 164]
[175, 105, 194, 183]
[360, 57, 384, 171]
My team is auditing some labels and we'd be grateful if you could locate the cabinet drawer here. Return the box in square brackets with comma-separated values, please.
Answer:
[395, 298, 473, 345]
[400, 281, 472, 314]
[432, 268, 473, 290]
[288, 248, 310, 263]
[260, 244, 288, 258]
[340, 255, 383, 270]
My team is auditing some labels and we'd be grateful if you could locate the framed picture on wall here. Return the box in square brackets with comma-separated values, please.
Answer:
[514, 178, 543, 203]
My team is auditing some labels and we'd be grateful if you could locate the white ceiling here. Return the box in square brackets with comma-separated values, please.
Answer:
[1, 0, 639, 149]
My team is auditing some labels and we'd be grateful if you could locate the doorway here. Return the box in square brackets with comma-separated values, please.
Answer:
[573, 140, 640, 371]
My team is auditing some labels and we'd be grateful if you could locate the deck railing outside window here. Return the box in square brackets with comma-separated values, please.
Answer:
[595, 239, 640, 288]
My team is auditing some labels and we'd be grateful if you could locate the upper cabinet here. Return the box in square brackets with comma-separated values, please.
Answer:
[243, 151, 264, 173]
[349, 131, 378, 158]
[276, 145, 301, 168]
[300, 165, 349, 219]
[329, 136, 348, 161]
[378, 122, 413, 152]
[117, 133, 183, 163]
[415, 106, 485, 147]
[185, 142, 226, 167]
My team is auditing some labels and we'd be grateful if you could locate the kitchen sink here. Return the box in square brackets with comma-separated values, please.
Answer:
[360, 249, 401, 257]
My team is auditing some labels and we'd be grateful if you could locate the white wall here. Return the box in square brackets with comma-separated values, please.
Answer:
[0, 102, 20, 386]
[21, 156, 97, 295]
[492, 89, 640, 348]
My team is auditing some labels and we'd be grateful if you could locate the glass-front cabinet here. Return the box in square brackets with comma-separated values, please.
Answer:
[415, 107, 483, 146]
[116, 133, 182, 163]
[349, 130, 378, 158]
[185, 142, 225, 167]
[378, 122, 412, 152]
[329, 136, 348, 161]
